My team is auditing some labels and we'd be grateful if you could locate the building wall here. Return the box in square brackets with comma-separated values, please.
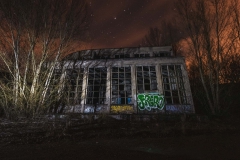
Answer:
[55, 47, 194, 114]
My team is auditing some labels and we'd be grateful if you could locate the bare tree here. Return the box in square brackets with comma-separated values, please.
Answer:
[142, 27, 165, 46]
[0, 0, 90, 118]
[142, 20, 183, 55]
[176, 0, 238, 115]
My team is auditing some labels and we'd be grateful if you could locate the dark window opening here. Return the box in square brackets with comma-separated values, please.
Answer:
[136, 66, 157, 92]
[134, 53, 150, 58]
[65, 68, 84, 105]
[155, 51, 171, 57]
[115, 54, 130, 58]
[161, 65, 187, 105]
[111, 67, 132, 104]
[86, 67, 107, 104]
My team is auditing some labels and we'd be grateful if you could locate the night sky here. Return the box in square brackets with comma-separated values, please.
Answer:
[86, 0, 177, 49]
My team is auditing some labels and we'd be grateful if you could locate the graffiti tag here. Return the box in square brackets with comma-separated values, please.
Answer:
[137, 93, 164, 111]
[111, 105, 134, 113]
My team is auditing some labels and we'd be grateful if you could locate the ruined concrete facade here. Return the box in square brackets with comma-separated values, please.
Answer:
[54, 46, 194, 114]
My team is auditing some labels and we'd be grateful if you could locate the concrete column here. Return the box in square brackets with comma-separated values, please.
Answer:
[156, 64, 165, 113]
[80, 68, 88, 113]
[156, 64, 163, 94]
[181, 62, 195, 113]
[131, 65, 137, 113]
[105, 66, 111, 113]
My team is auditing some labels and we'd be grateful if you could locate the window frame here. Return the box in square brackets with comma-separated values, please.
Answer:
[161, 65, 187, 105]
[111, 66, 132, 104]
[86, 67, 107, 105]
[66, 68, 84, 105]
[136, 66, 158, 93]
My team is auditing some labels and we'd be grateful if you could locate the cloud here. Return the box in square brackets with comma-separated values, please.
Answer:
[87, 0, 178, 49]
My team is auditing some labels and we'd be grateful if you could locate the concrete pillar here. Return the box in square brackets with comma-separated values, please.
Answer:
[156, 64, 163, 94]
[105, 66, 111, 113]
[131, 65, 137, 113]
[156, 64, 165, 113]
[80, 68, 88, 113]
[181, 61, 195, 113]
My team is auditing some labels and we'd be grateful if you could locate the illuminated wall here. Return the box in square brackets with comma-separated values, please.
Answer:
[56, 46, 194, 114]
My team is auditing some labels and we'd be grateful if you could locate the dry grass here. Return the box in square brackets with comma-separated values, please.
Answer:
[1, 114, 240, 146]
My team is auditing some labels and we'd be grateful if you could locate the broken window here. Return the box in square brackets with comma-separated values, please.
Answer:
[115, 54, 130, 58]
[52, 69, 62, 86]
[111, 67, 132, 104]
[134, 53, 150, 58]
[86, 67, 107, 104]
[66, 68, 84, 105]
[155, 51, 171, 57]
[136, 66, 157, 93]
[161, 65, 187, 104]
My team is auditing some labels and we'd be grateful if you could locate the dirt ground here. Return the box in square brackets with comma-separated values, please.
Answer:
[0, 115, 240, 160]
[1, 134, 240, 160]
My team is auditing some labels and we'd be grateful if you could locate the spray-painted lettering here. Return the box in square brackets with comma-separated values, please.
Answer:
[111, 105, 134, 113]
[137, 93, 164, 111]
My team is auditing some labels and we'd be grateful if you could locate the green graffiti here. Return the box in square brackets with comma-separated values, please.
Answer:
[137, 93, 164, 111]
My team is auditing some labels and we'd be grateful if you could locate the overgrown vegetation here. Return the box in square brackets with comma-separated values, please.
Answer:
[176, 0, 240, 115]
[142, 0, 240, 115]
[1, 114, 239, 145]
[0, 0, 90, 119]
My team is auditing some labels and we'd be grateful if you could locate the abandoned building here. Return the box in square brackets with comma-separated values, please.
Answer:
[53, 46, 194, 114]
